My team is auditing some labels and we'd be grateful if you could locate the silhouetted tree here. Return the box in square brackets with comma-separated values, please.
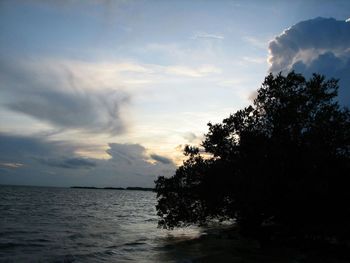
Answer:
[155, 72, 350, 240]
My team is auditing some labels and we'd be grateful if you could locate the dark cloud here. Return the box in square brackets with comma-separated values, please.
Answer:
[0, 132, 88, 185]
[150, 154, 173, 164]
[97, 143, 176, 187]
[40, 158, 96, 169]
[0, 133, 75, 162]
[268, 17, 350, 106]
[105, 143, 175, 169]
[0, 58, 129, 135]
[106, 143, 147, 165]
[0, 133, 176, 187]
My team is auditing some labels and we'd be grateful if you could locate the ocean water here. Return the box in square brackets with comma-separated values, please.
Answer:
[0, 185, 204, 263]
[1, 185, 338, 263]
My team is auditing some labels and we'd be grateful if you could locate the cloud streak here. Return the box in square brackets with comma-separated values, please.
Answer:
[150, 154, 173, 164]
[0, 58, 130, 135]
[192, 32, 224, 40]
[0, 162, 23, 169]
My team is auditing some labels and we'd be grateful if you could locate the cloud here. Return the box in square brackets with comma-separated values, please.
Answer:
[106, 143, 175, 166]
[106, 143, 148, 165]
[0, 132, 90, 183]
[150, 154, 172, 164]
[0, 133, 76, 161]
[192, 32, 224, 40]
[268, 17, 350, 105]
[40, 158, 96, 169]
[183, 132, 198, 143]
[0, 58, 130, 135]
[96, 143, 176, 187]
[0, 133, 176, 187]
[0, 162, 23, 169]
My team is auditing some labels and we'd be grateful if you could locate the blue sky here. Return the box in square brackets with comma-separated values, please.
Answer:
[0, 0, 349, 187]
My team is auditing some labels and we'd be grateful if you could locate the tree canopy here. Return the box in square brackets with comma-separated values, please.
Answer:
[155, 72, 350, 239]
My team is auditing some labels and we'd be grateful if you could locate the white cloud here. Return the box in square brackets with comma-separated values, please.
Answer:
[192, 32, 224, 40]
[268, 17, 350, 106]
[0, 162, 23, 169]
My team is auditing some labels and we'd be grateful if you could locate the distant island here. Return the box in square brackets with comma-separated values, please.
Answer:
[70, 186, 154, 191]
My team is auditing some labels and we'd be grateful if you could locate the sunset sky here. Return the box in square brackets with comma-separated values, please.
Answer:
[1, 0, 350, 187]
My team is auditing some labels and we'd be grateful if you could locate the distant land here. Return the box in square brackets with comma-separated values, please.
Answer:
[70, 186, 154, 191]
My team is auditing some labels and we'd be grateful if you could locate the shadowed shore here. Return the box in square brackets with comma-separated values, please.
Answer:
[157, 226, 350, 263]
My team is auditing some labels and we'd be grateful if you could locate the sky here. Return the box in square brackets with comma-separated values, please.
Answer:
[0, 0, 349, 187]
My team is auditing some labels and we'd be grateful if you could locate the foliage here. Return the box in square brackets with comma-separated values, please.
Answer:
[155, 72, 350, 239]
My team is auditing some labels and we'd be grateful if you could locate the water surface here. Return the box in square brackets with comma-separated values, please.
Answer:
[1, 185, 204, 262]
[1, 185, 329, 263]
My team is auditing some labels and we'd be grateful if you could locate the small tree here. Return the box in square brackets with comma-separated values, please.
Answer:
[155, 72, 350, 239]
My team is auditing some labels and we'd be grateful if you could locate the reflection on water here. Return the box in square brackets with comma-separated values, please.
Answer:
[156, 226, 301, 263]
[0, 185, 343, 263]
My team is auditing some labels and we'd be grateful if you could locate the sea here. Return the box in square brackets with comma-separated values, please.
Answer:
[0, 185, 205, 262]
[0, 185, 342, 263]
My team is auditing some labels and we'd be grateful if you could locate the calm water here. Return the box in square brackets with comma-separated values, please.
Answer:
[0, 185, 204, 263]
